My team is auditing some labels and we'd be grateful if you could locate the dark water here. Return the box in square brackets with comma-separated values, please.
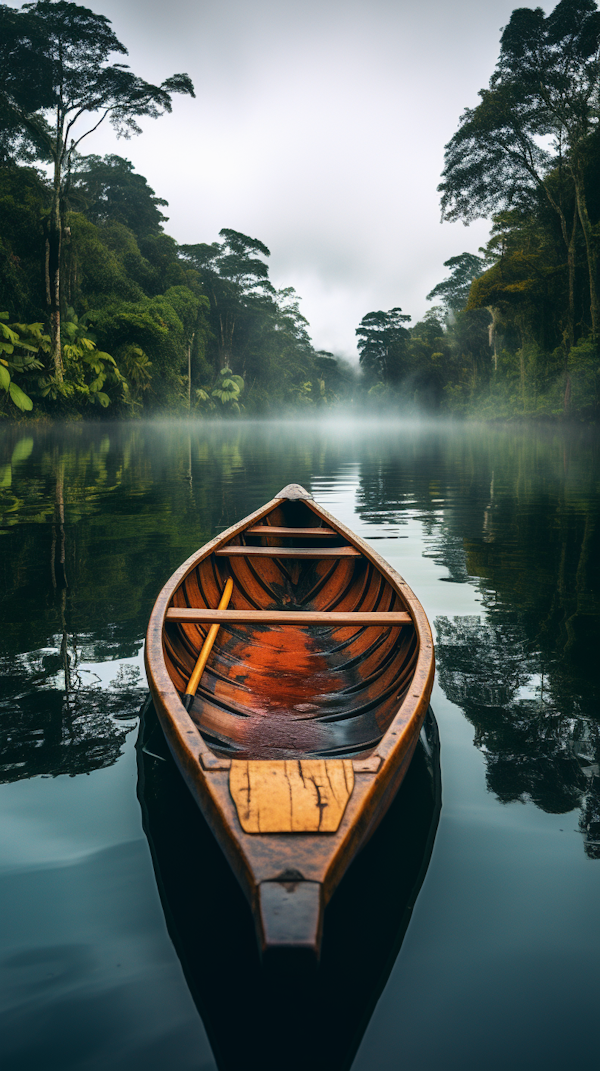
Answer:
[1, 419, 600, 1070]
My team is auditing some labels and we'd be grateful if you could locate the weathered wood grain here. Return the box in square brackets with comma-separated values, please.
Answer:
[230, 759, 355, 833]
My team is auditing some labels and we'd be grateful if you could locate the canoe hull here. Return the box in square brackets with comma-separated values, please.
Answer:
[145, 485, 435, 957]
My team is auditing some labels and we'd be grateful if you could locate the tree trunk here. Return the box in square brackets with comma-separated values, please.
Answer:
[187, 331, 195, 409]
[45, 237, 51, 307]
[566, 202, 577, 352]
[486, 306, 501, 371]
[519, 348, 526, 411]
[573, 167, 599, 337]
[218, 312, 235, 369]
[561, 205, 578, 412]
[541, 181, 576, 351]
[49, 158, 63, 381]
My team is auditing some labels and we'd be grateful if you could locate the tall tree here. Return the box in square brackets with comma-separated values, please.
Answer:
[439, 0, 600, 345]
[426, 253, 486, 313]
[356, 308, 412, 384]
[498, 0, 600, 335]
[70, 154, 169, 237]
[180, 229, 275, 369]
[0, 1, 194, 378]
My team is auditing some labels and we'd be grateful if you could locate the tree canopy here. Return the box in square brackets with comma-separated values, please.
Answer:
[70, 154, 169, 237]
[0, 0, 194, 377]
[439, 0, 600, 343]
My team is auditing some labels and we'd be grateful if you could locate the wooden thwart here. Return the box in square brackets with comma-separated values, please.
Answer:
[215, 545, 361, 558]
[166, 609, 412, 625]
[230, 759, 355, 833]
[245, 526, 337, 537]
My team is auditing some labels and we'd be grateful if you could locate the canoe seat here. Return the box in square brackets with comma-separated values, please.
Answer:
[215, 546, 361, 558]
[245, 526, 338, 537]
[166, 609, 412, 625]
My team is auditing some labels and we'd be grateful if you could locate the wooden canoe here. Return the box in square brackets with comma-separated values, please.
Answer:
[145, 482, 435, 960]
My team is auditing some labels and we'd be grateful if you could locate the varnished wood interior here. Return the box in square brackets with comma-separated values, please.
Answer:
[163, 498, 419, 761]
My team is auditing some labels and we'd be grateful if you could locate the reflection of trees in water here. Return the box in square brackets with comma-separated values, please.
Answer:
[0, 658, 142, 784]
[354, 427, 600, 858]
[1, 422, 352, 663]
[435, 614, 600, 858]
[1, 439, 148, 783]
[1, 440, 144, 783]
[0, 422, 360, 782]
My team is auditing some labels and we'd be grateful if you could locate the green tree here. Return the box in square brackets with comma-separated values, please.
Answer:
[180, 229, 274, 370]
[0, 1, 194, 379]
[427, 253, 486, 314]
[70, 154, 169, 238]
[497, 0, 600, 335]
[0, 163, 49, 320]
[38, 308, 126, 408]
[0, 5, 50, 165]
[439, 0, 600, 346]
[356, 308, 411, 385]
[211, 367, 245, 413]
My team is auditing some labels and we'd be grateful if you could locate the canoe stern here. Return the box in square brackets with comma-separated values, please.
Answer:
[257, 875, 324, 964]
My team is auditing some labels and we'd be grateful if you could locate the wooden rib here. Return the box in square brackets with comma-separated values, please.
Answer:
[245, 526, 338, 537]
[166, 609, 412, 625]
[215, 546, 361, 558]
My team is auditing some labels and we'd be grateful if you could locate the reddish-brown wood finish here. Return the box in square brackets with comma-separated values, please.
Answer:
[145, 483, 435, 960]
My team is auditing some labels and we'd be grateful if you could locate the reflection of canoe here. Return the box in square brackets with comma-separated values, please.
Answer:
[137, 700, 441, 1071]
[145, 483, 435, 958]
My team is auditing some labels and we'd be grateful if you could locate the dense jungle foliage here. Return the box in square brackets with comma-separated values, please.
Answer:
[0, 152, 353, 416]
[1, 0, 599, 420]
[0, 0, 354, 418]
[357, 0, 600, 421]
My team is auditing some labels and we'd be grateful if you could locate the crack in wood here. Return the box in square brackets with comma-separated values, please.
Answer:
[229, 759, 354, 833]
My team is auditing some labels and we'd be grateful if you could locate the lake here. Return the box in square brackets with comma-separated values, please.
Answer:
[1, 418, 599, 1070]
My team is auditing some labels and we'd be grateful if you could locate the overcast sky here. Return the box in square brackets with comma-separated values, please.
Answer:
[12, 0, 553, 358]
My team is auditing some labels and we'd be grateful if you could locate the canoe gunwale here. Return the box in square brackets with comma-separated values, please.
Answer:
[144, 488, 435, 932]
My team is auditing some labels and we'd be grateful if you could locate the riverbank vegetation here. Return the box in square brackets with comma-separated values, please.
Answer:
[0, 1, 355, 419]
[1, 0, 599, 421]
[358, 0, 600, 421]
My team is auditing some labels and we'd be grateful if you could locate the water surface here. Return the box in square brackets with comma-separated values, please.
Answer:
[1, 419, 599, 1069]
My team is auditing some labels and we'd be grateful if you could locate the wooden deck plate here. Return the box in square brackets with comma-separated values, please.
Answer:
[230, 759, 355, 833]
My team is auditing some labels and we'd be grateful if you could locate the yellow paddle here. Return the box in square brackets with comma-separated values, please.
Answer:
[182, 577, 234, 711]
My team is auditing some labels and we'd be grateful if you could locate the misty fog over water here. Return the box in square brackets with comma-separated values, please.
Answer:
[1, 418, 599, 1070]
